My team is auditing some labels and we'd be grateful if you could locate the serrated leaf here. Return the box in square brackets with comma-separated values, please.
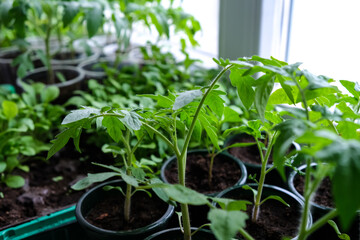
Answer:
[255, 74, 275, 121]
[86, 6, 103, 38]
[140, 94, 174, 108]
[62, 107, 100, 125]
[102, 116, 124, 142]
[2, 100, 18, 119]
[211, 197, 251, 211]
[163, 184, 209, 205]
[229, 68, 255, 110]
[5, 175, 25, 188]
[223, 107, 242, 123]
[336, 121, 360, 139]
[205, 91, 225, 117]
[118, 110, 142, 131]
[316, 140, 360, 229]
[47, 127, 76, 159]
[340, 80, 360, 98]
[199, 114, 220, 149]
[173, 90, 202, 111]
[131, 167, 146, 181]
[208, 208, 248, 240]
[71, 172, 120, 190]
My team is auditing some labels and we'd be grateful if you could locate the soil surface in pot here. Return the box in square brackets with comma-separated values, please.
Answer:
[86, 191, 169, 231]
[228, 135, 271, 165]
[165, 153, 242, 194]
[0, 146, 114, 229]
[53, 52, 82, 60]
[293, 175, 334, 208]
[24, 69, 78, 85]
[236, 195, 301, 240]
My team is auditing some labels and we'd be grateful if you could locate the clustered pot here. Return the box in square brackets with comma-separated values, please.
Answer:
[144, 227, 216, 240]
[225, 133, 300, 188]
[216, 183, 312, 240]
[161, 149, 247, 197]
[16, 65, 85, 104]
[75, 179, 175, 240]
[288, 164, 360, 239]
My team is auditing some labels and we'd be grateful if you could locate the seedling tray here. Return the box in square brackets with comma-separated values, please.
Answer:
[0, 206, 85, 240]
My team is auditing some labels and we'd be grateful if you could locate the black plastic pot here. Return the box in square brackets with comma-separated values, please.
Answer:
[144, 227, 216, 240]
[0, 47, 23, 85]
[51, 49, 100, 67]
[288, 164, 360, 239]
[78, 57, 140, 83]
[225, 133, 300, 188]
[76, 179, 174, 240]
[161, 149, 247, 197]
[16, 65, 85, 104]
[216, 183, 312, 240]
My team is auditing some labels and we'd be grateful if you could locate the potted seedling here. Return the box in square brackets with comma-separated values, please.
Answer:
[46, 106, 175, 239]
[283, 78, 360, 239]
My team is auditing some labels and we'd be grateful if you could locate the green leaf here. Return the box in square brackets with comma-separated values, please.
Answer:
[242, 185, 258, 203]
[62, 107, 100, 125]
[131, 167, 146, 181]
[102, 116, 124, 142]
[328, 220, 350, 240]
[140, 94, 174, 108]
[336, 101, 359, 119]
[336, 121, 360, 139]
[162, 184, 209, 205]
[229, 68, 255, 110]
[260, 195, 290, 207]
[316, 140, 360, 229]
[2, 100, 18, 119]
[340, 80, 360, 98]
[63, 2, 79, 28]
[273, 119, 308, 179]
[173, 90, 202, 110]
[71, 172, 120, 190]
[5, 175, 25, 188]
[211, 197, 251, 211]
[223, 107, 242, 123]
[118, 110, 142, 131]
[208, 208, 248, 240]
[47, 127, 76, 160]
[86, 6, 103, 38]
[254, 74, 275, 121]
[277, 75, 295, 104]
[41, 86, 59, 103]
[199, 114, 220, 149]
[302, 70, 332, 90]
[0, 162, 6, 173]
[205, 90, 225, 118]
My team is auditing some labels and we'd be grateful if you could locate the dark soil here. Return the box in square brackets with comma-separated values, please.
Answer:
[164, 153, 242, 194]
[227, 135, 271, 165]
[86, 191, 169, 231]
[293, 175, 335, 208]
[0, 146, 114, 230]
[242, 199, 301, 240]
[24, 68, 78, 85]
[53, 51, 82, 60]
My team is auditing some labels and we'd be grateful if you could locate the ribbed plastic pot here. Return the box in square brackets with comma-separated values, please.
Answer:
[161, 149, 247, 197]
[144, 227, 216, 240]
[76, 179, 175, 240]
[0, 206, 78, 240]
[0, 47, 23, 85]
[216, 183, 312, 240]
[16, 65, 85, 104]
[288, 164, 360, 239]
[225, 133, 300, 188]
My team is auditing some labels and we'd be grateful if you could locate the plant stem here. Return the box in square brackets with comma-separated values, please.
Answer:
[179, 65, 233, 240]
[45, 14, 54, 85]
[252, 133, 275, 222]
[208, 148, 216, 186]
[122, 130, 133, 223]
[304, 209, 338, 239]
[238, 227, 256, 240]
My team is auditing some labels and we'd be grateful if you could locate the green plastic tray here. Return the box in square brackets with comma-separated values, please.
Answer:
[0, 206, 83, 240]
